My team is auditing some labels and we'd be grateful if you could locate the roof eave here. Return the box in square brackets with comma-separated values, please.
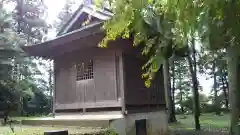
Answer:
[23, 22, 104, 58]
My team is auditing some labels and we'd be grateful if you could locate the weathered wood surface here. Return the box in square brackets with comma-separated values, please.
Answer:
[55, 101, 121, 110]
[123, 53, 165, 106]
[118, 51, 126, 114]
[54, 44, 166, 112]
[54, 49, 121, 110]
[94, 51, 118, 101]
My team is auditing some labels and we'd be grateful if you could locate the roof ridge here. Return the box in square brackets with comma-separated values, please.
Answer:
[57, 3, 113, 36]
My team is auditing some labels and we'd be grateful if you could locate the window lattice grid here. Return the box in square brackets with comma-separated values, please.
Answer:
[76, 60, 94, 81]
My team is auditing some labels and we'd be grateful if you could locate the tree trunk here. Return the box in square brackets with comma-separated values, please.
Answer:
[179, 74, 184, 113]
[221, 71, 229, 110]
[171, 65, 175, 103]
[223, 70, 229, 97]
[48, 62, 53, 115]
[212, 59, 220, 115]
[171, 60, 177, 118]
[20, 97, 24, 116]
[227, 46, 240, 135]
[163, 58, 177, 123]
[187, 38, 201, 130]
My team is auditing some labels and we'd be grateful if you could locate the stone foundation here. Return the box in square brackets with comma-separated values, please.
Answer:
[110, 111, 168, 135]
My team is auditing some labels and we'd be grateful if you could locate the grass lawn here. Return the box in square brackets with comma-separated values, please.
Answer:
[170, 113, 230, 131]
[0, 114, 230, 134]
[0, 125, 104, 135]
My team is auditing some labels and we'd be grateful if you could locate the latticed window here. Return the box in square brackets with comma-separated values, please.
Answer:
[76, 60, 94, 81]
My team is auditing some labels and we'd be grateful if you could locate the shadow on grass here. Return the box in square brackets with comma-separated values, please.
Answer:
[169, 121, 229, 135]
[171, 130, 229, 135]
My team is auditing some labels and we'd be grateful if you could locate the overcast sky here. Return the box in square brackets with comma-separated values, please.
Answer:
[44, 0, 83, 39]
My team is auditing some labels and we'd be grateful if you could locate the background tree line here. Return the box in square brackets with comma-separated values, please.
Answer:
[0, 0, 76, 122]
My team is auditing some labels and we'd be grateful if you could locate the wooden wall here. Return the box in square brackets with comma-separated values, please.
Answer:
[53, 45, 165, 112]
[123, 53, 165, 107]
[54, 48, 121, 110]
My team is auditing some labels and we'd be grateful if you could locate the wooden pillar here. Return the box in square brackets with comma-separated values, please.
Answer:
[44, 130, 68, 135]
[53, 60, 56, 118]
[119, 52, 126, 115]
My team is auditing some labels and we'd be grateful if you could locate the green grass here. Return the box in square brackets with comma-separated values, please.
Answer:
[0, 114, 230, 134]
[170, 113, 230, 131]
[0, 125, 104, 135]
[0, 116, 104, 135]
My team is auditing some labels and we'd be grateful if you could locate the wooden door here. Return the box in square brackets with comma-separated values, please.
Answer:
[75, 60, 95, 107]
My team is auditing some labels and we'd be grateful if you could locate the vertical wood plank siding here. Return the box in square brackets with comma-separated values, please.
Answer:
[123, 53, 165, 106]
[94, 51, 117, 101]
[54, 49, 121, 110]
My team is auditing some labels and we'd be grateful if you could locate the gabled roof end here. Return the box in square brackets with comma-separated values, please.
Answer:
[57, 3, 113, 36]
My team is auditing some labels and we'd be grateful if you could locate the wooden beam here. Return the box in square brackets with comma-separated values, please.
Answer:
[118, 52, 126, 115]
[53, 61, 56, 118]
[126, 105, 166, 114]
[114, 52, 119, 100]
[55, 101, 122, 110]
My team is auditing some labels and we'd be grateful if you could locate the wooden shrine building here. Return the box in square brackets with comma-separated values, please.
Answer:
[22, 3, 168, 135]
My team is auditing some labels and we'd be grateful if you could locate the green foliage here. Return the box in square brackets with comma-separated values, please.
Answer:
[180, 94, 209, 112]
[12, 0, 48, 43]
[102, 129, 118, 135]
[0, 0, 51, 119]
[198, 48, 229, 112]
[97, 0, 177, 86]
[173, 58, 192, 111]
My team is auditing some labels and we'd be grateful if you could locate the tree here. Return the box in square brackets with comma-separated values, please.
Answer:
[54, 0, 75, 32]
[199, 48, 229, 113]
[13, 0, 48, 43]
[186, 37, 201, 130]
[174, 58, 191, 113]
[169, 59, 177, 122]
[163, 58, 176, 123]
[155, 0, 240, 134]
[0, 3, 32, 123]
[0, 0, 51, 120]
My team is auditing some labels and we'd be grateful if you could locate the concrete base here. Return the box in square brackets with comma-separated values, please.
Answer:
[22, 111, 123, 128]
[22, 111, 168, 135]
[110, 111, 168, 135]
[21, 119, 110, 128]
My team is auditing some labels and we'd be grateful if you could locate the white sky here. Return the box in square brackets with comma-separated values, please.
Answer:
[44, 0, 83, 39]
